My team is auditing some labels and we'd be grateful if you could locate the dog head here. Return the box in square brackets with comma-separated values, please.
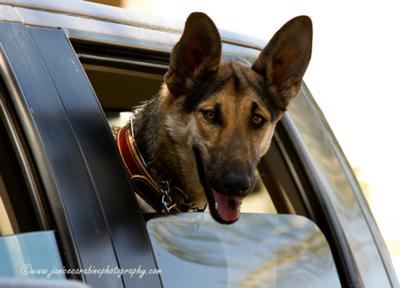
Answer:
[161, 12, 312, 224]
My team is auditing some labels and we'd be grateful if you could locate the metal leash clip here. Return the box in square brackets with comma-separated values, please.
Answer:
[160, 180, 176, 213]
[160, 180, 207, 213]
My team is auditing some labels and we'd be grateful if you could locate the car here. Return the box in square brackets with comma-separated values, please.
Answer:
[0, 0, 398, 287]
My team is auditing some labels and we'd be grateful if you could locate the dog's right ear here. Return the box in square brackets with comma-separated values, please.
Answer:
[165, 12, 222, 97]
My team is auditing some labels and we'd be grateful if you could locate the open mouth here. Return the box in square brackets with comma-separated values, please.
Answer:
[212, 190, 242, 223]
[192, 145, 243, 224]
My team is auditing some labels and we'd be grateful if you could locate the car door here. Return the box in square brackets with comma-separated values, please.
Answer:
[0, 22, 162, 288]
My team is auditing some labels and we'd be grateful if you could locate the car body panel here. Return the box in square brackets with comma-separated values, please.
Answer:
[0, 22, 161, 288]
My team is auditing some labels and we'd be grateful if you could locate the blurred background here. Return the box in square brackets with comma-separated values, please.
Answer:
[87, 0, 400, 277]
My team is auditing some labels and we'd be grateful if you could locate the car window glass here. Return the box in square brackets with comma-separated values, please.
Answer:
[0, 231, 64, 280]
[288, 87, 393, 287]
[147, 213, 341, 288]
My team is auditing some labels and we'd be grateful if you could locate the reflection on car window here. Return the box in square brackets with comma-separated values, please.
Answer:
[0, 231, 64, 279]
[0, 175, 18, 236]
[147, 213, 341, 288]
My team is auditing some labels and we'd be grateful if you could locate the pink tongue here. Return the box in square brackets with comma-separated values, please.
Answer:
[213, 191, 242, 222]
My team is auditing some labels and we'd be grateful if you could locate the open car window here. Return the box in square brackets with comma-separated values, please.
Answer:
[77, 48, 279, 215]
[73, 43, 362, 286]
[147, 213, 341, 288]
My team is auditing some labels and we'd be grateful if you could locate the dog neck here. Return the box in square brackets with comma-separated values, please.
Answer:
[131, 97, 186, 194]
[130, 94, 207, 208]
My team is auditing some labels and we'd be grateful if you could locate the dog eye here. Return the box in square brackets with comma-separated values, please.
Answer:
[251, 114, 266, 127]
[202, 110, 216, 122]
[200, 106, 222, 125]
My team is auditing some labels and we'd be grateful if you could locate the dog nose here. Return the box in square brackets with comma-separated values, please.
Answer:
[221, 170, 251, 195]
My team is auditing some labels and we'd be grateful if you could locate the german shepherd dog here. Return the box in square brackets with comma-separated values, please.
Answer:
[130, 13, 312, 224]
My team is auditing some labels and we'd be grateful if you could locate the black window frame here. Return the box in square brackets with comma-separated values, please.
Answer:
[0, 22, 162, 288]
[273, 120, 363, 287]
[0, 80, 46, 233]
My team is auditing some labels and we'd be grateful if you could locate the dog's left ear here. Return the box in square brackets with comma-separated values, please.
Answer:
[165, 12, 221, 97]
[252, 16, 312, 110]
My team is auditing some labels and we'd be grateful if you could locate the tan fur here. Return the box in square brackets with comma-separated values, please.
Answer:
[159, 61, 283, 206]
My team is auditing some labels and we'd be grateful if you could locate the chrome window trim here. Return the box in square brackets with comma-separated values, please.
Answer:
[0, 0, 265, 50]
[300, 85, 400, 287]
[280, 114, 363, 288]
[0, 4, 262, 61]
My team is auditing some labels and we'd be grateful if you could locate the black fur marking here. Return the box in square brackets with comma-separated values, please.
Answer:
[251, 101, 260, 114]
[263, 97, 279, 121]
[231, 63, 280, 119]
[240, 72, 279, 120]
[231, 66, 241, 94]
[132, 97, 160, 164]
[182, 73, 233, 113]
[192, 145, 237, 224]
[229, 62, 249, 99]
[132, 96, 186, 191]
[181, 62, 280, 120]
[241, 71, 264, 96]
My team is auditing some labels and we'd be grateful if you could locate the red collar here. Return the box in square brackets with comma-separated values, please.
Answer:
[117, 124, 194, 213]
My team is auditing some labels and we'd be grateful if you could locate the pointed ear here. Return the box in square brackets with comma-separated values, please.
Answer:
[252, 16, 312, 109]
[165, 12, 221, 96]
